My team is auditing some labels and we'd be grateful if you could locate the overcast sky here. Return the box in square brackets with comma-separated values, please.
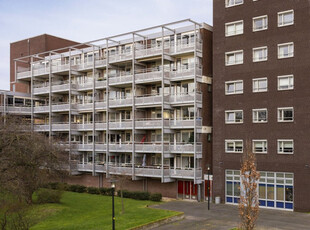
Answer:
[0, 0, 213, 90]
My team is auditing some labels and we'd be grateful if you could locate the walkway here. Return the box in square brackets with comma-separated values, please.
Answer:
[152, 201, 310, 230]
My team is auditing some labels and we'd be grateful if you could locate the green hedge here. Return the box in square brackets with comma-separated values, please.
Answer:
[36, 188, 63, 204]
[42, 182, 162, 202]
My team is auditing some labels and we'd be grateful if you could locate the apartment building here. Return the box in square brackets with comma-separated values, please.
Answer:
[213, 1, 310, 211]
[12, 19, 213, 200]
[10, 34, 80, 93]
[0, 90, 32, 117]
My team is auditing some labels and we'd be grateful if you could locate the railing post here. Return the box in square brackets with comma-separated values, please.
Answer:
[132, 33, 136, 180]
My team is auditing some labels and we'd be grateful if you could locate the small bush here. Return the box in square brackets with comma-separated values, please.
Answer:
[87, 187, 100, 194]
[47, 182, 59, 190]
[75, 185, 87, 193]
[150, 193, 162, 202]
[132, 191, 150, 200]
[68, 184, 79, 192]
[36, 189, 63, 204]
[99, 187, 108, 195]
[105, 188, 114, 196]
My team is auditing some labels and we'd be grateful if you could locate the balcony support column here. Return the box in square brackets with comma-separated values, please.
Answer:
[68, 49, 72, 173]
[48, 53, 52, 138]
[193, 24, 197, 185]
[105, 39, 110, 178]
[132, 33, 136, 180]
[161, 27, 165, 183]
[30, 56, 34, 130]
[92, 45, 96, 176]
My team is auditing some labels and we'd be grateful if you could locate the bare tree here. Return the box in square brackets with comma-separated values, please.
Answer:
[238, 144, 260, 230]
[0, 116, 67, 204]
[113, 174, 130, 214]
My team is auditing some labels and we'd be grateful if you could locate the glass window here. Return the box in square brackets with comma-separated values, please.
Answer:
[253, 47, 268, 62]
[253, 109, 267, 123]
[225, 21, 243, 36]
[225, 80, 243, 95]
[226, 0, 243, 7]
[253, 140, 267, 153]
[278, 43, 294, 59]
[278, 140, 294, 154]
[225, 140, 243, 153]
[278, 10, 294, 27]
[259, 184, 266, 199]
[225, 50, 244, 66]
[278, 75, 294, 90]
[285, 186, 293, 202]
[278, 107, 294, 122]
[277, 185, 285, 201]
[225, 110, 243, 123]
[253, 78, 268, 92]
[253, 15, 268, 31]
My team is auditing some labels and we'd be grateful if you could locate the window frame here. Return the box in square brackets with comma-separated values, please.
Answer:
[252, 108, 268, 123]
[225, 0, 244, 8]
[253, 77, 268, 93]
[225, 20, 244, 37]
[278, 75, 294, 91]
[253, 46, 268, 62]
[253, 15, 268, 32]
[225, 110, 244, 124]
[225, 140, 244, 153]
[278, 10, 294, 27]
[225, 50, 244, 66]
[277, 139, 294, 154]
[278, 107, 294, 122]
[278, 42, 294, 59]
[225, 80, 244, 95]
[252, 140, 268, 154]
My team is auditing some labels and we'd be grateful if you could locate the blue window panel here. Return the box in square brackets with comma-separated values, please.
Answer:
[226, 197, 233, 203]
[276, 202, 284, 208]
[234, 198, 239, 203]
[285, 203, 293, 209]
[267, 201, 274, 207]
[259, 200, 266, 206]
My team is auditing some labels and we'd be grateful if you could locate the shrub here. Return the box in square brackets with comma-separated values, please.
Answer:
[68, 184, 79, 192]
[132, 191, 150, 200]
[36, 189, 63, 204]
[75, 185, 87, 193]
[105, 188, 114, 196]
[150, 193, 162, 202]
[99, 187, 108, 195]
[47, 182, 59, 190]
[87, 187, 100, 194]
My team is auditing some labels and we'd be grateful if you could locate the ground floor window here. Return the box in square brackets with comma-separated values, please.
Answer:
[225, 170, 294, 210]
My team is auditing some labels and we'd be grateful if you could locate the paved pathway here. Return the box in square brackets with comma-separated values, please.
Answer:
[151, 201, 310, 230]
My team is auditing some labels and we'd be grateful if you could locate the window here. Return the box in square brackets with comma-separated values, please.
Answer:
[253, 78, 267, 92]
[278, 107, 294, 122]
[253, 140, 267, 153]
[278, 10, 294, 27]
[225, 140, 243, 153]
[253, 109, 267, 123]
[278, 43, 294, 59]
[225, 110, 243, 124]
[225, 80, 243, 95]
[225, 20, 243, 36]
[278, 140, 294, 154]
[225, 50, 243, 66]
[253, 15, 268, 31]
[253, 47, 268, 62]
[226, 0, 243, 7]
[278, 75, 294, 90]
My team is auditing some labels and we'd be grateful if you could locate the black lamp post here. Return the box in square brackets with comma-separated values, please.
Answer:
[110, 179, 116, 230]
[207, 165, 211, 210]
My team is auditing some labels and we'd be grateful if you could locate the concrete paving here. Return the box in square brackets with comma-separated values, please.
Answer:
[151, 201, 310, 230]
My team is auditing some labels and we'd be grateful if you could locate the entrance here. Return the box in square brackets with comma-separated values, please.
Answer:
[178, 180, 197, 200]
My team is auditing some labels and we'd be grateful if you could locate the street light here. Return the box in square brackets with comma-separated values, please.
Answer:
[206, 165, 211, 210]
[110, 179, 116, 230]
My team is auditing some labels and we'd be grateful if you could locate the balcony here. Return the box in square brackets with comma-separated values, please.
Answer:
[109, 74, 133, 86]
[135, 143, 169, 153]
[135, 68, 170, 84]
[52, 102, 71, 112]
[171, 40, 202, 54]
[109, 143, 133, 152]
[16, 67, 31, 80]
[109, 97, 132, 108]
[2, 106, 31, 115]
[52, 63, 70, 73]
[170, 93, 202, 106]
[135, 118, 169, 129]
[135, 45, 165, 59]
[170, 119, 202, 129]
[169, 143, 202, 155]
[95, 100, 107, 110]
[77, 163, 106, 173]
[76, 103, 93, 111]
[108, 165, 132, 175]
[34, 124, 49, 132]
[109, 120, 132, 130]
[170, 168, 202, 179]
[71, 123, 94, 131]
[135, 166, 163, 178]
[108, 51, 133, 63]
[34, 105, 49, 113]
[135, 94, 169, 108]
[169, 66, 202, 82]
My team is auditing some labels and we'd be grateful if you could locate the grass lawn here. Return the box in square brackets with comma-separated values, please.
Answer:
[29, 191, 180, 230]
